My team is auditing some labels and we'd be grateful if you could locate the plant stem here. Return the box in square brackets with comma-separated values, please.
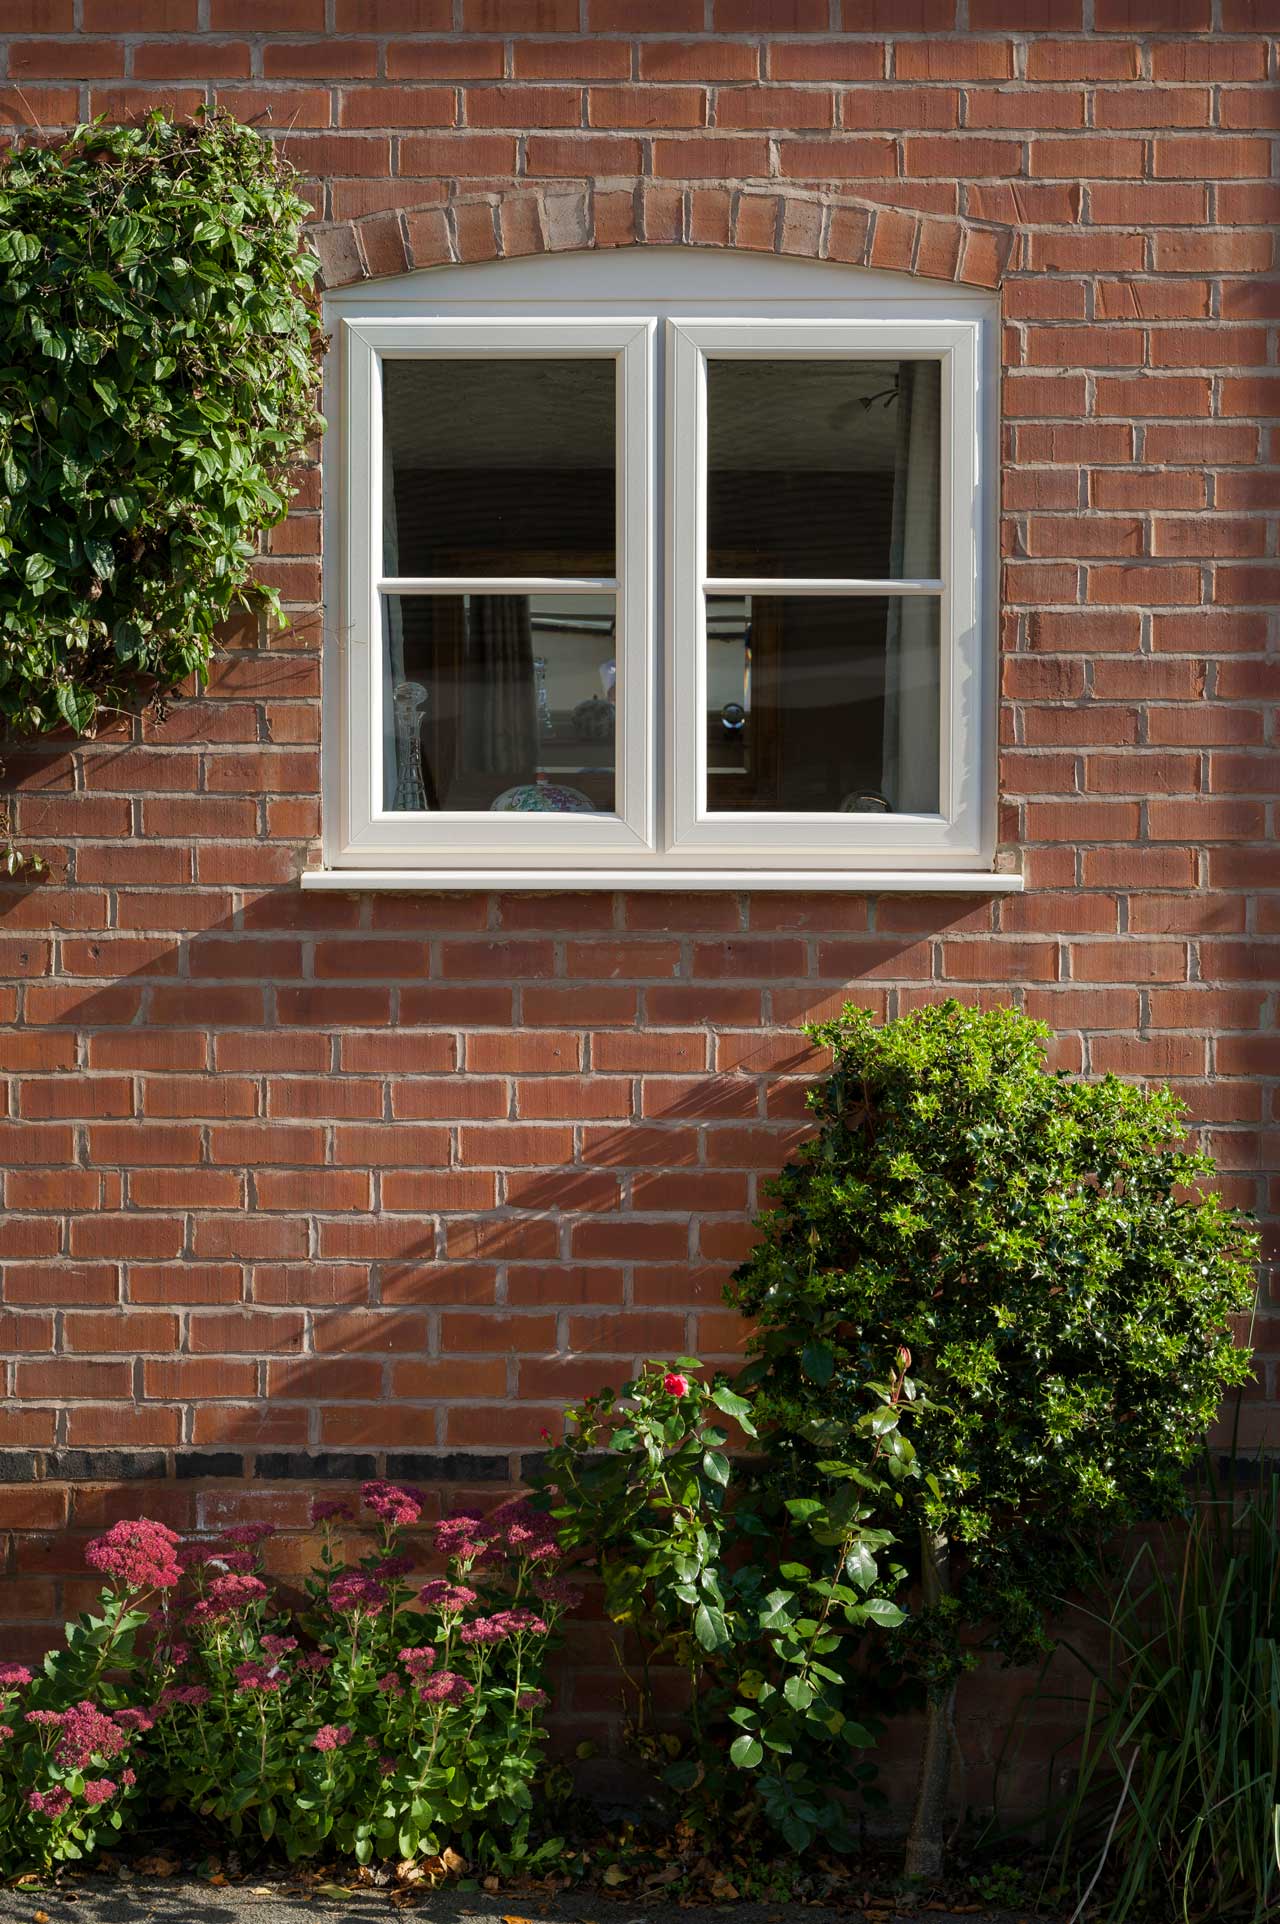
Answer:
[903, 1527, 957, 1882]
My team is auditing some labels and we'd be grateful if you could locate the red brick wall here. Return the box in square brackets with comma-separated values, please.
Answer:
[0, 1, 1275, 1749]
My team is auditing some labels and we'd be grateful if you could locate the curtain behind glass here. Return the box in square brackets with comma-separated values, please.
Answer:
[881, 365, 941, 812]
[461, 597, 537, 776]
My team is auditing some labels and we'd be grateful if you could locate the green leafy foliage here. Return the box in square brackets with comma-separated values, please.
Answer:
[729, 1000, 1258, 1681]
[1048, 1474, 1280, 1924]
[0, 108, 323, 738]
[541, 1359, 919, 1853]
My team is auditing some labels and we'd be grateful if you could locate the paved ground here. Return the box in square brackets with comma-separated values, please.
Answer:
[0, 1883, 1048, 1924]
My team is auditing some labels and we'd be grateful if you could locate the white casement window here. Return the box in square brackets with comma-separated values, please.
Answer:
[313, 249, 1010, 892]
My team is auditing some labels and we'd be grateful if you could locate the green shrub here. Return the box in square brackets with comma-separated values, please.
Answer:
[542, 1358, 917, 1853]
[0, 108, 323, 740]
[728, 1000, 1257, 1877]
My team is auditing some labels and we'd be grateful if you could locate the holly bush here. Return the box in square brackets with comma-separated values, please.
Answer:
[0, 108, 323, 738]
[729, 1001, 1257, 1674]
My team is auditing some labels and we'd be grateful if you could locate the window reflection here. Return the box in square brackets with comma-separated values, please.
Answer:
[705, 597, 939, 815]
[384, 594, 616, 814]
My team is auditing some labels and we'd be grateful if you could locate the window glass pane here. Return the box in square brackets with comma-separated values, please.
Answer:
[706, 359, 940, 581]
[382, 593, 616, 814]
[704, 594, 939, 815]
[382, 359, 616, 579]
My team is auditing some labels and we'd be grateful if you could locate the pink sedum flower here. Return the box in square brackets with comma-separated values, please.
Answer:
[27, 1787, 72, 1819]
[328, 1573, 388, 1618]
[433, 1510, 487, 1556]
[663, 1371, 690, 1399]
[311, 1499, 354, 1525]
[187, 1573, 268, 1625]
[533, 1572, 584, 1609]
[417, 1670, 473, 1707]
[221, 1523, 276, 1548]
[311, 1723, 353, 1752]
[27, 1702, 128, 1772]
[398, 1645, 436, 1681]
[233, 1661, 280, 1694]
[417, 1579, 477, 1614]
[81, 1778, 117, 1808]
[362, 1480, 424, 1527]
[214, 1550, 255, 1574]
[156, 1684, 211, 1710]
[85, 1518, 182, 1591]
[261, 1635, 297, 1660]
[461, 1608, 549, 1645]
[113, 1707, 156, 1733]
[0, 1664, 33, 1689]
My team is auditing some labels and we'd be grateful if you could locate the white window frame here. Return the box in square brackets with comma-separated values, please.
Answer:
[309, 249, 1016, 895]
[337, 316, 654, 865]
[667, 317, 981, 867]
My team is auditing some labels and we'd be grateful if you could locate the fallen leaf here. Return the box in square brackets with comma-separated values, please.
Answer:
[315, 1884, 352, 1901]
[134, 1855, 179, 1878]
[442, 1847, 468, 1875]
[483, 1876, 500, 1893]
[602, 1865, 629, 1887]
[33, 1912, 49, 1923]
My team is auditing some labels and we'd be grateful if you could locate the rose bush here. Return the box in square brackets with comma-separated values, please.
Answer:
[541, 1358, 917, 1852]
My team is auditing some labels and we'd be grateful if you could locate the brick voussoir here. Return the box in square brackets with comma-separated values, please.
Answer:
[313, 183, 1017, 291]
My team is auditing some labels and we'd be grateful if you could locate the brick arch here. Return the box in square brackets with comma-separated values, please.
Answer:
[313, 181, 1018, 294]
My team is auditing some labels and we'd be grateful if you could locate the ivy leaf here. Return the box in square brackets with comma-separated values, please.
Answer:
[53, 675, 91, 733]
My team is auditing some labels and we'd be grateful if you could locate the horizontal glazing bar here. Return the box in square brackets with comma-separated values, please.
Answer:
[704, 577, 944, 597]
[378, 576, 618, 595]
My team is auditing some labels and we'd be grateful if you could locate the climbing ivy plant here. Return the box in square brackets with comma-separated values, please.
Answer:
[0, 108, 324, 740]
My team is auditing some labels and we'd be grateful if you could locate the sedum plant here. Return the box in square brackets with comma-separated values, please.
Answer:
[728, 1000, 1257, 1880]
[0, 108, 323, 739]
[149, 1485, 572, 1871]
[0, 1493, 571, 1879]
[543, 1359, 917, 1853]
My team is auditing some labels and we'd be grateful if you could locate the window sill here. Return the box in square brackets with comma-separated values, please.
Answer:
[300, 867, 1024, 894]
